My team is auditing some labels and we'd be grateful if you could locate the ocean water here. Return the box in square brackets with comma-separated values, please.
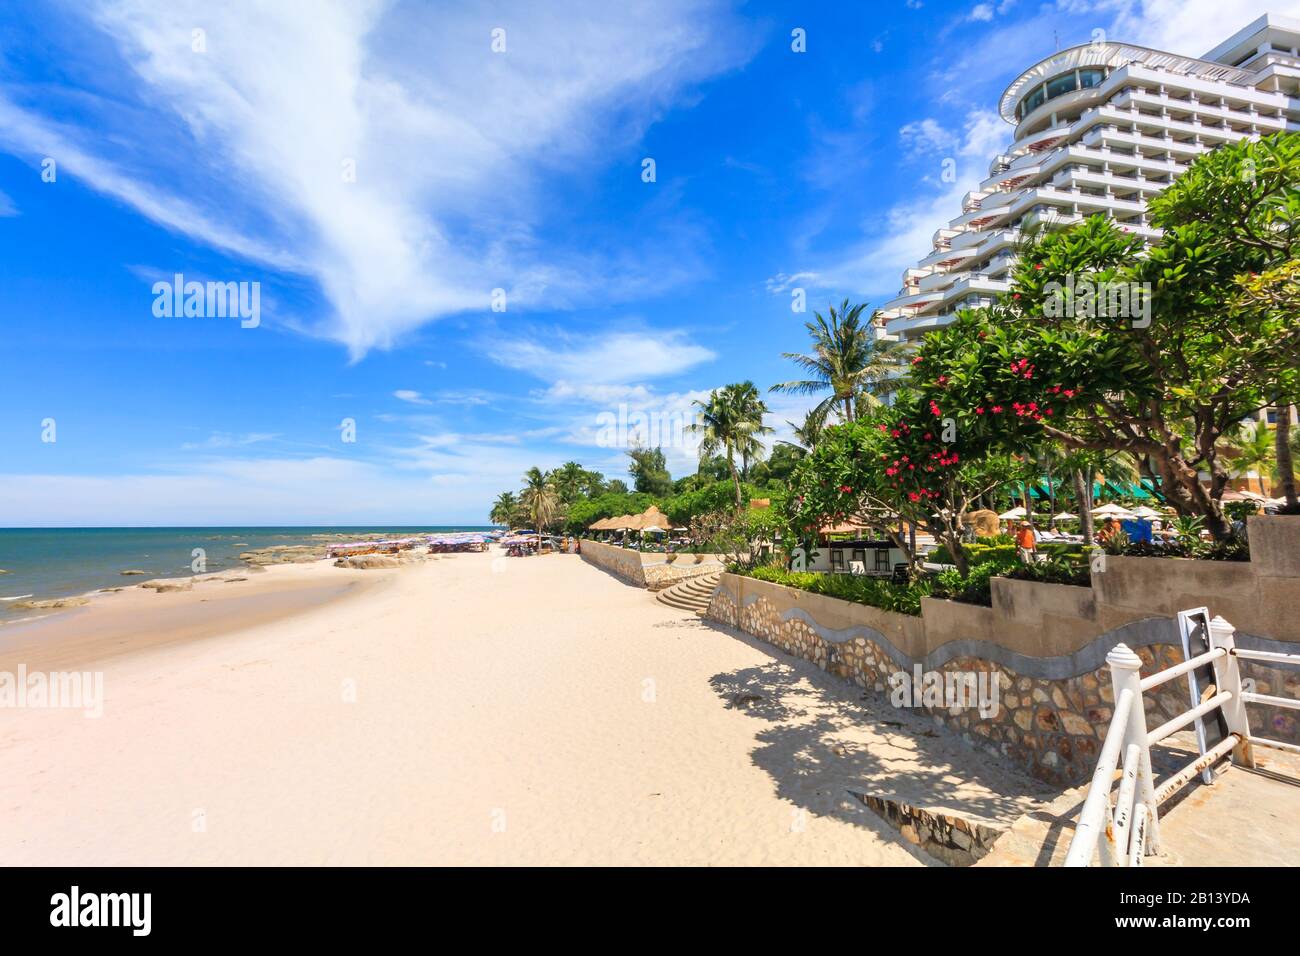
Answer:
[0, 527, 496, 617]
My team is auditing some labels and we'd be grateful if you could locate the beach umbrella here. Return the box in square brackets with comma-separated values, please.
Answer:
[641, 525, 665, 534]
[1129, 505, 1162, 519]
[1091, 503, 1135, 519]
[998, 507, 1027, 520]
[631, 506, 671, 531]
[1051, 511, 1078, 521]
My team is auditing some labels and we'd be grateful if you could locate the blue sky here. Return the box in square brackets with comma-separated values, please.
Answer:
[0, 0, 1287, 525]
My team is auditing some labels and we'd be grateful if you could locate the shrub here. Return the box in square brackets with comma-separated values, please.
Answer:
[929, 542, 1019, 566]
[930, 560, 1002, 606]
[1003, 559, 1091, 587]
[738, 565, 932, 616]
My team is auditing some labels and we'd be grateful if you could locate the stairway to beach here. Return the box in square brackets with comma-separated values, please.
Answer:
[654, 572, 721, 615]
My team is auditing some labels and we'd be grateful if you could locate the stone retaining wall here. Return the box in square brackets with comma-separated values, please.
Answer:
[705, 516, 1300, 787]
[579, 540, 724, 591]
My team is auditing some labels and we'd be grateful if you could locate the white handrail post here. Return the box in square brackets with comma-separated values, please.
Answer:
[1110, 643, 1160, 856]
[1209, 615, 1256, 769]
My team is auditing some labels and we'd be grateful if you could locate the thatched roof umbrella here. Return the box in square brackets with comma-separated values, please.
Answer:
[633, 506, 670, 531]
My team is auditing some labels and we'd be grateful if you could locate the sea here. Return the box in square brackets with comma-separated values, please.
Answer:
[0, 526, 497, 620]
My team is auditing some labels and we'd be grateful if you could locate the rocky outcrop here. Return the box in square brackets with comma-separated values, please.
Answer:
[333, 552, 432, 570]
[239, 545, 328, 566]
[139, 578, 194, 592]
[11, 596, 90, 610]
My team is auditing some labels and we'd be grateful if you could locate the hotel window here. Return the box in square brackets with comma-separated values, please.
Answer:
[1046, 73, 1078, 100]
[1021, 84, 1046, 117]
[1079, 68, 1106, 89]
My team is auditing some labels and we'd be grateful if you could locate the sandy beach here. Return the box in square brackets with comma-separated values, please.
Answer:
[0, 550, 1047, 866]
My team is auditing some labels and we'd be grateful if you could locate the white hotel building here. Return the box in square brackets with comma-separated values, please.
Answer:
[877, 14, 1300, 346]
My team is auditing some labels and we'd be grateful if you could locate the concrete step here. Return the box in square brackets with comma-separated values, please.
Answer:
[654, 573, 720, 615]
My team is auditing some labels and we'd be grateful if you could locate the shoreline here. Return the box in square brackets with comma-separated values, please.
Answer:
[0, 559, 388, 672]
[0, 525, 499, 617]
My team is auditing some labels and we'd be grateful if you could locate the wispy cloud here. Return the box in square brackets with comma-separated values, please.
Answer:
[485, 328, 716, 385]
[180, 431, 279, 450]
[0, 0, 757, 356]
[773, 109, 1008, 299]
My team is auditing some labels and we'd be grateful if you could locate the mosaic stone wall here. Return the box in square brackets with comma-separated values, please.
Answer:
[707, 579, 1300, 787]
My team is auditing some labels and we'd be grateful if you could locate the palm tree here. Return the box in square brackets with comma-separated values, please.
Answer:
[551, 461, 592, 504]
[1228, 423, 1275, 497]
[489, 491, 519, 528]
[690, 381, 772, 510]
[519, 467, 561, 536]
[770, 299, 911, 422]
[777, 406, 828, 454]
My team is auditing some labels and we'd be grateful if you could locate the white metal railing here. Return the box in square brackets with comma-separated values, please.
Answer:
[1064, 614, 1300, 866]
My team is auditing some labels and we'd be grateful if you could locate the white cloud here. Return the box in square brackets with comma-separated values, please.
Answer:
[486, 329, 716, 384]
[0, 188, 17, 216]
[1103, 0, 1300, 58]
[180, 431, 279, 450]
[899, 118, 959, 156]
[393, 389, 432, 406]
[776, 109, 1008, 297]
[0, 0, 755, 356]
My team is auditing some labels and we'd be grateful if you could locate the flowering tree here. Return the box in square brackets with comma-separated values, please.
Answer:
[785, 390, 1029, 578]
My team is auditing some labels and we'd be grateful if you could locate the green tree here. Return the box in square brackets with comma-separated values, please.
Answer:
[519, 467, 561, 533]
[551, 461, 603, 503]
[489, 491, 519, 527]
[779, 407, 829, 454]
[785, 400, 1022, 578]
[690, 382, 772, 510]
[626, 446, 673, 496]
[1227, 423, 1275, 497]
[964, 134, 1300, 539]
[770, 299, 910, 422]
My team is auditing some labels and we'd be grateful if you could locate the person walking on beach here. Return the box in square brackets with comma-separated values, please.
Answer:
[1015, 520, 1038, 564]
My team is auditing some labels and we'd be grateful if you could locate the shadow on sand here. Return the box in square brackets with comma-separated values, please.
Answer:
[691, 616, 1057, 861]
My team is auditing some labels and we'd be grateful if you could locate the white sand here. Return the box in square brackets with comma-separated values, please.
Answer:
[0, 551, 1045, 865]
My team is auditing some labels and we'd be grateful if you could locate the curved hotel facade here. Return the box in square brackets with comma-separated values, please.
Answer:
[877, 14, 1300, 343]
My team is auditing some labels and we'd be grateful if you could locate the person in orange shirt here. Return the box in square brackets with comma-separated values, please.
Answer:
[1015, 521, 1038, 564]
